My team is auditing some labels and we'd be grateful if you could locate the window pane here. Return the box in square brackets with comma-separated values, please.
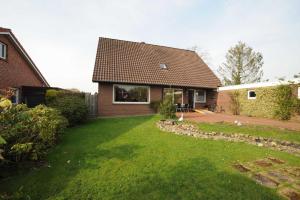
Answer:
[114, 85, 148, 102]
[249, 91, 256, 98]
[163, 88, 173, 98]
[195, 90, 205, 102]
[174, 89, 182, 104]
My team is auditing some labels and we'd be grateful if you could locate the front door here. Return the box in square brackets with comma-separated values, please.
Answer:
[188, 90, 194, 108]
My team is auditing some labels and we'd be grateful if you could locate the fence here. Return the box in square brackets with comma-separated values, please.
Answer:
[85, 93, 98, 117]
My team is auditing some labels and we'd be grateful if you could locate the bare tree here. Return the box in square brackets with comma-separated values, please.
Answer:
[218, 41, 264, 85]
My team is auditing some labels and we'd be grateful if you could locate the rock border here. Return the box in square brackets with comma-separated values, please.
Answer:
[157, 120, 300, 157]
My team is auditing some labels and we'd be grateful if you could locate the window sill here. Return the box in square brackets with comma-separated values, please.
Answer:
[113, 102, 150, 105]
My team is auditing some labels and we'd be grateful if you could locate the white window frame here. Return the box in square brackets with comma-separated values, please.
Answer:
[0, 42, 7, 60]
[298, 87, 300, 99]
[194, 90, 206, 103]
[248, 90, 256, 100]
[112, 84, 150, 104]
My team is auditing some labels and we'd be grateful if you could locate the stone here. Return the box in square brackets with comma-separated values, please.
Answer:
[257, 143, 263, 147]
[253, 173, 279, 188]
[233, 163, 251, 172]
[254, 160, 273, 167]
[267, 157, 285, 164]
[279, 188, 300, 200]
[271, 142, 277, 147]
[267, 171, 293, 182]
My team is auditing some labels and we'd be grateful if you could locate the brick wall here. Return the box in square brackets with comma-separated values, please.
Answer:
[0, 35, 45, 89]
[216, 90, 232, 113]
[98, 83, 162, 116]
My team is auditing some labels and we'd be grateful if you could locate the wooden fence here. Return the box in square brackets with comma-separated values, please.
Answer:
[85, 93, 98, 117]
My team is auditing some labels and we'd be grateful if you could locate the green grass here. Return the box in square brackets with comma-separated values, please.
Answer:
[197, 122, 300, 143]
[1, 115, 299, 200]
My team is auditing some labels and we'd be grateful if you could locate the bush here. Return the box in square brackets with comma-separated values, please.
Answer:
[229, 91, 241, 115]
[274, 85, 295, 120]
[150, 101, 161, 113]
[46, 90, 88, 126]
[159, 96, 176, 119]
[295, 99, 300, 115]
[0, 102, 68, 162]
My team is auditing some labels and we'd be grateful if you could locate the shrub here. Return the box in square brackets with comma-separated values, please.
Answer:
[150, 101, 161, 113]
[0, 103, 68, 162]
[229, 91, 241, 115]
[273, 85, 295, 120]
[46, 90, 88, 126]
[159, 96, 176, 119]
[295, 99, 300, 115]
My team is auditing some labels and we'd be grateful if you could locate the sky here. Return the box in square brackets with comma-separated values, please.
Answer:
[1, 0, 299, 92]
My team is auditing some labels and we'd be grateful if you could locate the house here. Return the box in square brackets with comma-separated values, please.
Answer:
[92, 38, 221, 116]
[0, 27, 49, 105]
[217, 80, 300, 118]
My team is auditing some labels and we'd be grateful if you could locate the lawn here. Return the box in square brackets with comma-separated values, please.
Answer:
[197, 122, 300, 143]
[1, 115, 299, 200]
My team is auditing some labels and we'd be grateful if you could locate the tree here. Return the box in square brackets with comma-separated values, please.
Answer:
[218, 41, 264, 85]
[188, 45, 212, 66]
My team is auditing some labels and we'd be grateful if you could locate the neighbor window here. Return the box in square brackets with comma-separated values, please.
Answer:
[248, 90, 256, 99]
[195, 90, 206, 103]
[0, 42, 7, 60]
[113, 84, 150, 104]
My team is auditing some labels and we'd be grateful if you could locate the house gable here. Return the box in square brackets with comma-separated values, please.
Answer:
[0, 28, 49, 89]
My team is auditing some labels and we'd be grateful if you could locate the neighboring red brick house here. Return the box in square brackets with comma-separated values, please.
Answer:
[0, 27, 49, 88]
[92, 38, 221, 116]
[0, 27, 49, 103]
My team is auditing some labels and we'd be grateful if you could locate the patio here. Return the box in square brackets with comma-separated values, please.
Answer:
[177, 112, 300, 131]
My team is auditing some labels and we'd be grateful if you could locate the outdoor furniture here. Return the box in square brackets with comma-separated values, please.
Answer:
[181, 104, 189, 112]
[176, 103, 182, 112]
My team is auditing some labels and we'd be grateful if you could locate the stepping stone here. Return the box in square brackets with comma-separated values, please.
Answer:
[267, 171, 293, 183]
[254, 160, 273, 167]
[267, 157, 285, 164]
[283, 167, 300, 178]
[233, 163, 251, 172]
[279, 188, 300, 200]
[252, 173, 279, 188]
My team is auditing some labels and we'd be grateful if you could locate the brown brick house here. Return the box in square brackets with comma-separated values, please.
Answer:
[92, 38, 221, 116]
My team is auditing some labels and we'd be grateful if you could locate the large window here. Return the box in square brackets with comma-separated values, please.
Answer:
[0, 42, 7, 60]
[163, 88, 183, 104]
[195, 90, 206, 103]
[113, 84, 150, 104]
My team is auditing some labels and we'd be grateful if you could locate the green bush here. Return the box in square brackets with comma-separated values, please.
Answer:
[150, 101, 161, 113]
[273, 85, 295, 120]
[46, 90, 88, 126]
[295, 99, 300, 115]
[159, 96, 176, 119]
[0, 103, 68, 162]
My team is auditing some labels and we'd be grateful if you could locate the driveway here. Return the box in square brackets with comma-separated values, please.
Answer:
[178, 112, 300, 131]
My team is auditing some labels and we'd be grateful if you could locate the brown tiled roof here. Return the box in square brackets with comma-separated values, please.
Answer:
[92, 38, 220, 88]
